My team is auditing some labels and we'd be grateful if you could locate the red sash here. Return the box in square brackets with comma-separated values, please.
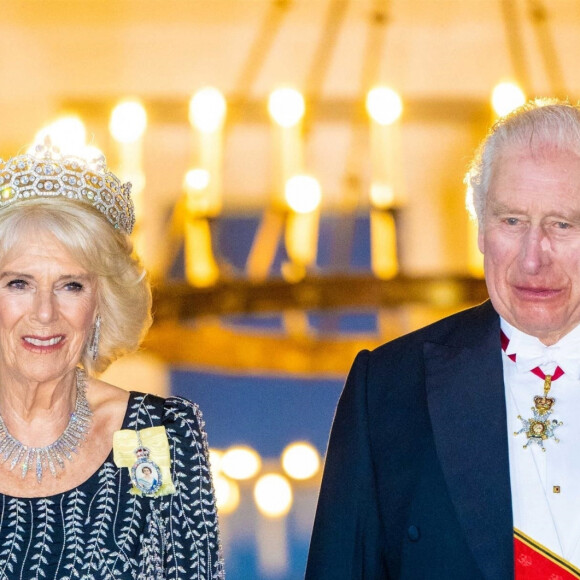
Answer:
[515, 528, 580, 579]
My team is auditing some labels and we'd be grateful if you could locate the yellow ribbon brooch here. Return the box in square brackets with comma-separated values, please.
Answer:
[113, 426, 176, 497]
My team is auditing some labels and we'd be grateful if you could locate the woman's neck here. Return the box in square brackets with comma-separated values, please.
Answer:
[0, 368, 78, 446]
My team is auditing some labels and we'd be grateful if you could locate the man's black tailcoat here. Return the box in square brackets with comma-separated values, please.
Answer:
[306, 301, 514, 579]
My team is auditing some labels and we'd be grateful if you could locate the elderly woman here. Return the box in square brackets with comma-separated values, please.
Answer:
[0, 141, 224, 579]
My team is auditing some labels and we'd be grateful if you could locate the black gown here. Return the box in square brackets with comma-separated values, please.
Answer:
[0, 392, 225, 580]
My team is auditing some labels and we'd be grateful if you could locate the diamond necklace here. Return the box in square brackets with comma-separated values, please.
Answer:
[0, 368, 93, 482]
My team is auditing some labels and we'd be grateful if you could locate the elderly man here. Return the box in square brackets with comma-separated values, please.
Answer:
[306, 99, 580, 579]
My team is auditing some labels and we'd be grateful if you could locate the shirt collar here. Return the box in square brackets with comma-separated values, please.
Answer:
[500, 319, 580, 379]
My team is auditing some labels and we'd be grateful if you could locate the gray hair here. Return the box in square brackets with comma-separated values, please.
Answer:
[465, 98, 580, 224]
[0, 198, 152, 375]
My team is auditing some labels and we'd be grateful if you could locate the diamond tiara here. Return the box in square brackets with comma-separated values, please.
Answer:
[0, 139, 135, 235]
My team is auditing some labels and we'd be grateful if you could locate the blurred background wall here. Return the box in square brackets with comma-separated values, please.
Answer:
[1, 1, 579, 576]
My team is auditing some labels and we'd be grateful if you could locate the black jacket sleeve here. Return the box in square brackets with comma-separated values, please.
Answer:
[305, 350, 389, 579]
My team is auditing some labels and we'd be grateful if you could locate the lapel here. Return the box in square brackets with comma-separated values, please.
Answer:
[425, 302, 513, 580]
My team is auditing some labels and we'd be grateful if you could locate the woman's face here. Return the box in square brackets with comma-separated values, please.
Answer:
[0, 233, 98, 386]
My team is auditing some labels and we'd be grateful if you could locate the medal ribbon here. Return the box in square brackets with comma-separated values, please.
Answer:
[501, 330, 564, 449]
[113, 426, 176, 497]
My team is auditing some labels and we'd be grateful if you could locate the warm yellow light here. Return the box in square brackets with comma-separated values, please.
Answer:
[285, 175, 321, 214]
[268, 88, 305, 128]
[214, 474, 240, 515]
[209, 448, 223, 476]
[110, 100, 148, 144]
[281, 442, 320, 480]
[366, 87, 403, 125]
[189, 87, 227, 133]
[184, 169, 211, 214]
[221, 445, 262, 480]
[185, 220, 220, 286]
[370, 182, 396, 209]
[82, 145, 105, 163]
[32, 116, 87, 155]
[491, 82, 526, 117]
[184, 168, 211, 192]
[254, 473, 293, 518]
[49, 116, 87, 150]
[371, 210, 399, 279]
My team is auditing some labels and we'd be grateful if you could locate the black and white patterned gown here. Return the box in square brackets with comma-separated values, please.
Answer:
[0, 392, 225, 580]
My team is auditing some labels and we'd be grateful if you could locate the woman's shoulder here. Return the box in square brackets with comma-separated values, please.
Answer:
[123, 391, 207, 439]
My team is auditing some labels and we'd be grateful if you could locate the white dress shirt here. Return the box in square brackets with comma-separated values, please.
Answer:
[503, 318, 580, 565]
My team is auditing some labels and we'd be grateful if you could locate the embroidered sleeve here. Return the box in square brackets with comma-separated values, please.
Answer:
[158, 396, 225, 580]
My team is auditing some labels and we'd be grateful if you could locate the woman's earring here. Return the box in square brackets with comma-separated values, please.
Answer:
[89, 314, 101, 361]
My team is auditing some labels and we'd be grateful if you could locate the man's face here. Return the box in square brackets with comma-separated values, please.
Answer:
[479, 147, 580, 345]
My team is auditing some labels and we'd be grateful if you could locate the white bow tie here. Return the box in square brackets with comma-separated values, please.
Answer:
[507, 332, 580, 379]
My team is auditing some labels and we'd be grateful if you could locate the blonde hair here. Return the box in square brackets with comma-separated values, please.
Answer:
[0, 198, 152, 375]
